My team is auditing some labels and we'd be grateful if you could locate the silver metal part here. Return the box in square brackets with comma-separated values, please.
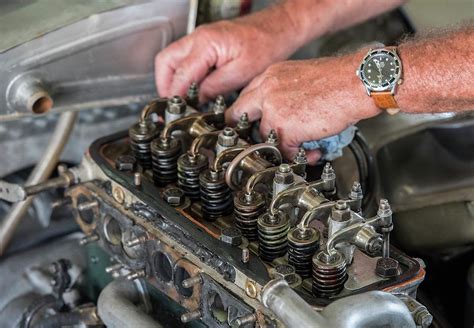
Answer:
[212, 95, 226, 115]
[216, 127, 239, 155]
[272, 164, 295, 198]
[0, 180, 28, 203]
[328, 201, 355, 263]
[262, 279, 416, 328]
[181, 310, 201, 323]
[97, 278, 162, 328]
[165, 96, 187, 124]
[6, 74, 53, 115]
[398, 294, 434, 328]
[0, 111, 77, 255]
[0, 1, 189, 121]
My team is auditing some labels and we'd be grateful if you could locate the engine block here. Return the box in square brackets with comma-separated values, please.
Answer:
[63, 91, 427, 327]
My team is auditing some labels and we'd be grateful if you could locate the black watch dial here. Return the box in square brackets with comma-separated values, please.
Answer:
[358, 49, 401, 92]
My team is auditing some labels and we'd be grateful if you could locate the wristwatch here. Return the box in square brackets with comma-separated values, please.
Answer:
[356, 46, 403, 114]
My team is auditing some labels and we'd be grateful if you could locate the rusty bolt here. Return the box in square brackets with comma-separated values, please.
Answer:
[220, 227, 242, 246]
[375, 257, 399, 278]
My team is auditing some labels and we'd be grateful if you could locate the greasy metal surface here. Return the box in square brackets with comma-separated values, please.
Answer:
[0, 234, 87, 312]
[376, 117, 474, 212]
[0, 0, 139, 53]
[86, 131, 423, 306]
[0, 0, 188, 121]
[0, 105, 142, 177]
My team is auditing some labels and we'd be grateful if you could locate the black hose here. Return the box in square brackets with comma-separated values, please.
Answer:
[348, 131, 376, 210]
[22, 295, 61, 328]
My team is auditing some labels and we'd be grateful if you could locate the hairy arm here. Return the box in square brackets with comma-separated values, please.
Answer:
[226, 25, 474, 163]
[155, 0, 406, 100]
[278, 0, 407, 47]
[396, 25, 474, 114]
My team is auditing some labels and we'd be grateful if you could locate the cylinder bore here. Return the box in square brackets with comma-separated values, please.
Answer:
[152, 251, 173, 283]
[103, 215, 123, 246]
[174, 266, 193, 297]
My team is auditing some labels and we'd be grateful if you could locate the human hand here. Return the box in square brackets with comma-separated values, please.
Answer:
[226, 52, 381, 165]
[155, 8, 304, 102]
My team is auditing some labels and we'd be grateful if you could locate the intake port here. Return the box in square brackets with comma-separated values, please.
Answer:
[174, 266, 193, 297]
[103, 215, 123, 246]
[208, 292, 227, 324]
[152, 251, 173, 283]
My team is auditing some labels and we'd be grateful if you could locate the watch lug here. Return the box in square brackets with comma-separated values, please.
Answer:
[365, 86, 371, 96]
[390, 84, 398, 95]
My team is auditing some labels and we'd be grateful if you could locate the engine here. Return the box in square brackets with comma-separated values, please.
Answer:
[1, 85, 432, 327]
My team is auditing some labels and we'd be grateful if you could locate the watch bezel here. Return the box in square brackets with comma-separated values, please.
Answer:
[356, 48, 402, 95]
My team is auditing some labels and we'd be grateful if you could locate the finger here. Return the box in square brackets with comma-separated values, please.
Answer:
[305, 150, 322, 166]
[258, 117, 273, 141]
[168, 46, 218, 97]
[155, 37, 194, 97]
[199, 60, 251, 103]
[225, 85, 263, 125]
[279, 143, 301, 162]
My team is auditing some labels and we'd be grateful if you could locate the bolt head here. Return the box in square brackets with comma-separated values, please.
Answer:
[375, 257, 399, 278]
[218, 128, 238, 147]
[331, 203, 351, 222]
[274, 165, 294, 185]
[167, 96, 186, 114]
[163, 187, 185, 206]
[367, 237, 383, 254]
[115, 155, 136, 172]
[220, 227, 242, 246]
[415, 309, 433, 328]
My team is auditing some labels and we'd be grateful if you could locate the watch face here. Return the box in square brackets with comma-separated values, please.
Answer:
[358, 49, 401, 92]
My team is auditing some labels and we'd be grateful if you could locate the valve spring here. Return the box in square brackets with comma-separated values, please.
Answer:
[312, 250, 347, 298]
[288, 227, 320, 278]
[234, 191, 266, 241]
[177, 153, 207, 200]
[151, 137, 181, 186]
[257, 212, 290, 262]
[199, 169, 233, 221]
[128, 119, 160, 169]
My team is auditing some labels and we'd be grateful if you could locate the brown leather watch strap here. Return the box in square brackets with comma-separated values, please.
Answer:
[372, 91, 399, 110]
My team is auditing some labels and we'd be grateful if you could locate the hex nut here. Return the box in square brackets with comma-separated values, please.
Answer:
[331, 206, 351, 222]
[415, 309, 433, 328]
[375, 257, 399, 278]
[115, 155, 136, 172]
[163, 187, 185, 206]
[218, 128, 238, 147]
[167, 96, 186, 114]
[220, 227, 242, 246]
[274, 165, 294, 185]
[367, 237, 383, 255]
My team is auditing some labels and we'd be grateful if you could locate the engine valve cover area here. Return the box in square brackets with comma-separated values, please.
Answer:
[66, 95, 426, 327]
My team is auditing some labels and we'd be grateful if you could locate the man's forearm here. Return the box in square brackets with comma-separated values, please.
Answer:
[397, 25, 474, 113]
[277, 0, 407, 47]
